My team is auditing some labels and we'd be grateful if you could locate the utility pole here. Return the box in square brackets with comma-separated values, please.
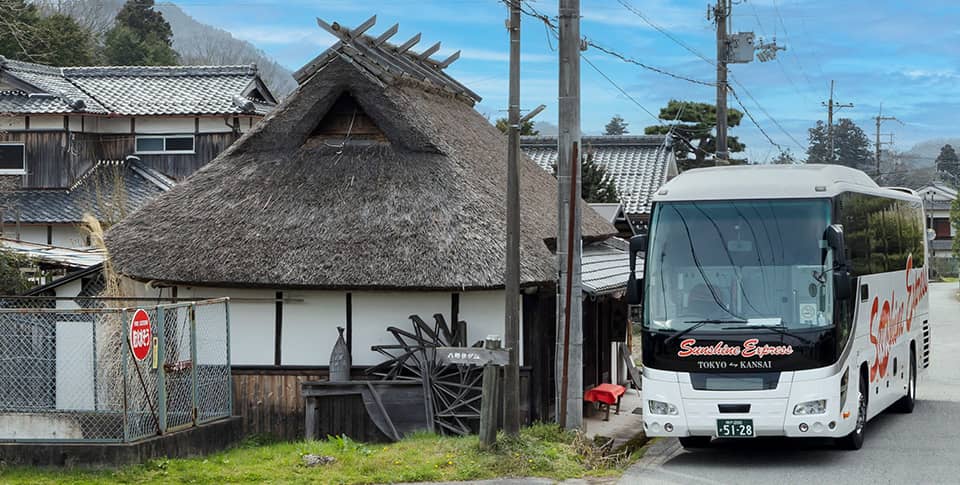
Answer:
[709, 1, 779, 165]
[503, 0, 521, 437]
[557, 0, 583, 431]
[821, 80, 853, 162]
[874, 104, 898, 183]
[713, 0, 729, 165]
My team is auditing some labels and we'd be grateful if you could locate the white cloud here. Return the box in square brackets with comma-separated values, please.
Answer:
[226, 26, 337, 47]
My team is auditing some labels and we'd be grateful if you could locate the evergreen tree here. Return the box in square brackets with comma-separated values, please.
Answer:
[33, 14, 96, 66]
[935, 144, 960, 185]
[103, 0, 178, 66]
[806, 118, 872, 171]
[953, 197, 960, 262]
[552, 149, 618, 203]
[771, 149, 797, 165]
[644, 100, 745, 171]
[495, 117, 539, 136]
[604, 115, 629, 135]
[0, 0, 43, 61]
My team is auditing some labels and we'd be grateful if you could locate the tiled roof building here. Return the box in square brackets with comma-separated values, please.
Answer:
[521, 135, 678, 226]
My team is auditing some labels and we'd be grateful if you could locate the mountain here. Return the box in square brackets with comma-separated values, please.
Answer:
[42, 0, 296, 97]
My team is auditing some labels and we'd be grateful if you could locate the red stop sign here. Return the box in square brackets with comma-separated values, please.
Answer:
[129, 309, 152, 361]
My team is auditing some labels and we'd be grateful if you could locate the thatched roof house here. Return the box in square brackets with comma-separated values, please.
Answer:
[105, 21, 613, 291]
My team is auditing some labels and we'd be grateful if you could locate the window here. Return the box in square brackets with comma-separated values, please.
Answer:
[0, 143, 25, 174]
[933, 218, 951, 239]
[838, 192, 925, 275]
[135, 135, 195, 154]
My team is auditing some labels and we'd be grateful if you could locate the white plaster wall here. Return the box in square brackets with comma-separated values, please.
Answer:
[0, 116, 25, 130]
[197, 117, 234, 133]
[7, 225, 47, 245]
[96, 117, 131, 134]
[51, 224, 86, 248]
[351, 292, 450, 365]
[281, 291, 346, 366]
[456, 290, 524, 365]
[179, 287, 276, 366]
[69, 115, 84, 132]
[136, 117, 194, 134]
[55, 320, 95, 410]
[54, 279, 82, 310]
[29, 115, 64, 130]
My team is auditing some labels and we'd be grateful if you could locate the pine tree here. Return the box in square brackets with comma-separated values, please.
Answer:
[644, 100, 745, 171]
[579, 150, 619, 203]
[103, 0, 178, 66]
[771, 150, 797, 165]
[806, 118, 872, 170]
[935, 144, 960, 185]
[33, 14, 96, 66]
[495, 118, 539, 136]
[604, 115, 629, 135]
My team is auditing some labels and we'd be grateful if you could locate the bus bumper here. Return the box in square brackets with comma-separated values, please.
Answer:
[642, 368, 857, 439]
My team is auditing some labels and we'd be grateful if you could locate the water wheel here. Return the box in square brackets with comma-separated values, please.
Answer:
[365, 314, 483, 436]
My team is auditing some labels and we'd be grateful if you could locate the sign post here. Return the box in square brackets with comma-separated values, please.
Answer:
[438, 336, 509, 449]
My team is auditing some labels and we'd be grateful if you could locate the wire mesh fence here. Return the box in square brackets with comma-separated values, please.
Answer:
[0, 298, 231, 443]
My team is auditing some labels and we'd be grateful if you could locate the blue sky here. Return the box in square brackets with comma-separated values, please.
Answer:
[175, 0, 960, 162]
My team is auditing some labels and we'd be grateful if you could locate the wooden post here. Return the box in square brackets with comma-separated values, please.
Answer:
[479, 336, 502, 450]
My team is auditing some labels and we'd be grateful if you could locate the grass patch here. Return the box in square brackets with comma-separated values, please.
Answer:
[940, 276, 958, 283]
[0, 424, 638, 484]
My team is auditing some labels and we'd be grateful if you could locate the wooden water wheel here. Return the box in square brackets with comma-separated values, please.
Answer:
[365, 314, 483, 436]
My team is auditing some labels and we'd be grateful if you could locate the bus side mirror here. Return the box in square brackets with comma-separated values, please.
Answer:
[627, 235, 647, 322]
[824, 224, 852, 301]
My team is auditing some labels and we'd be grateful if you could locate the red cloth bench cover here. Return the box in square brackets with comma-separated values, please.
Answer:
[583, 383, 626, 406]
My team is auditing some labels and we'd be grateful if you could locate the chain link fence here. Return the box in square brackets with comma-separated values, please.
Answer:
[0, 298, 231, 443]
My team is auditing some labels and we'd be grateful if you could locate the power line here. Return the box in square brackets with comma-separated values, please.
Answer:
[729, 74, 805, 150]
[728, 84, 782, 152]
[513, 0, 717, 87]
[615, 0, 714, 66]
[581, 55, 660, 123]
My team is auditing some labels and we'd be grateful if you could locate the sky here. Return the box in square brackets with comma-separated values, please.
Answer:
[173, 0, 960, 163]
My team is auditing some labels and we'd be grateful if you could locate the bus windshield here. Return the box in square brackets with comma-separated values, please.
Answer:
[644, 199, 834, 333]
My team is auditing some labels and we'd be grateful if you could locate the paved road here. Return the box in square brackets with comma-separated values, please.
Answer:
[621, 282, 960, 485]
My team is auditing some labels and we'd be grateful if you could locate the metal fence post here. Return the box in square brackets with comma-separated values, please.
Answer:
[190, 304, 199, 427]
[156, 305, 167, 434]
[121, 308, 130, 443]
[224, 299, 233, 416]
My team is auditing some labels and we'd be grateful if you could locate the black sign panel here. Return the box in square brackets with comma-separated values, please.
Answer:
[642, 327, 838, 373]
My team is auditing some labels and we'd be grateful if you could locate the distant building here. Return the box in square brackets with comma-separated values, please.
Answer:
[0, 56, 276, 248]
[521, 135, 678, 230]
[918, 183, 957, 275]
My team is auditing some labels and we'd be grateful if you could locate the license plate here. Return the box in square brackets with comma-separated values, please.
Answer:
[716, 419, 754, 438]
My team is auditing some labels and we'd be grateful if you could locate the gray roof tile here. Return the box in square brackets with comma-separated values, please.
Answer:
[0, 58, 273, 116]
[1, 161, 171, 224]
[521, 135, 674, 216]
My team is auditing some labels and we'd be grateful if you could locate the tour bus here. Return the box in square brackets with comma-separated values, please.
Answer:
[626, 164, 931, 450]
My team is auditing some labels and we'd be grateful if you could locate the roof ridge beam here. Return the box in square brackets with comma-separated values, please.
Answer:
[374, 23, 399, 45]
[316, 15, 377, 42]
[397, 33, 421, 54]
[416, 42, 441, 62]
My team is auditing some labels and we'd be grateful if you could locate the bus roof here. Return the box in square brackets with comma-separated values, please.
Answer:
[652, 164, 919, 203]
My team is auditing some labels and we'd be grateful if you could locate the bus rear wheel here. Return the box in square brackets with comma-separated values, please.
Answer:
[837, 373, 867, 450]
[893, 349, 916, 413]
[678, 436, 712, 449]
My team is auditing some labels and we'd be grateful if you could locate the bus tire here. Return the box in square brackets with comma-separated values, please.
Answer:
[837, 372, 867, 450]
[893, 348, 916, 414]
[678, 436, 712, 449]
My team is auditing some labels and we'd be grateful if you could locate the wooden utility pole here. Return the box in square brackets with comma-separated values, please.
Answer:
[557, 0, 583, 431]
[503, 0, 521, 437]
[874, 104, 898, 182]
[714, 0, 729, 165]
[822, 80, 853, 162]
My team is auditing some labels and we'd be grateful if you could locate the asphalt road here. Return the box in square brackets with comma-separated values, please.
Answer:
[621, 282, 960, 485]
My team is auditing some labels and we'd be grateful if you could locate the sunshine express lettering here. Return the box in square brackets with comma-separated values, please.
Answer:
[677, 338, 794, 359]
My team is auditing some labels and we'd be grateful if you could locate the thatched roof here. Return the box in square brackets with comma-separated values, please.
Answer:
[105, 23, 614, 290]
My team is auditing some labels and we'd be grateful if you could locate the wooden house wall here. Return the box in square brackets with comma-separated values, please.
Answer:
[0, 131, 71, 188]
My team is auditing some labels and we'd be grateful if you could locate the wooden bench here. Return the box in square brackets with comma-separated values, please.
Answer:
[583, 383, 627, 421]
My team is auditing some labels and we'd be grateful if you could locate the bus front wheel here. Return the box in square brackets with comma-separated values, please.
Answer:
[837, 373, 867, 450]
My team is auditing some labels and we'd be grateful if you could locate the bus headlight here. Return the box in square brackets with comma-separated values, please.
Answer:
[793, 399, 827, 415]
[648, 400, 678, 415]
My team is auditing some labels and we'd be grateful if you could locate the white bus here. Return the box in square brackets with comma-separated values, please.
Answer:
[626, 165, 931, 450]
